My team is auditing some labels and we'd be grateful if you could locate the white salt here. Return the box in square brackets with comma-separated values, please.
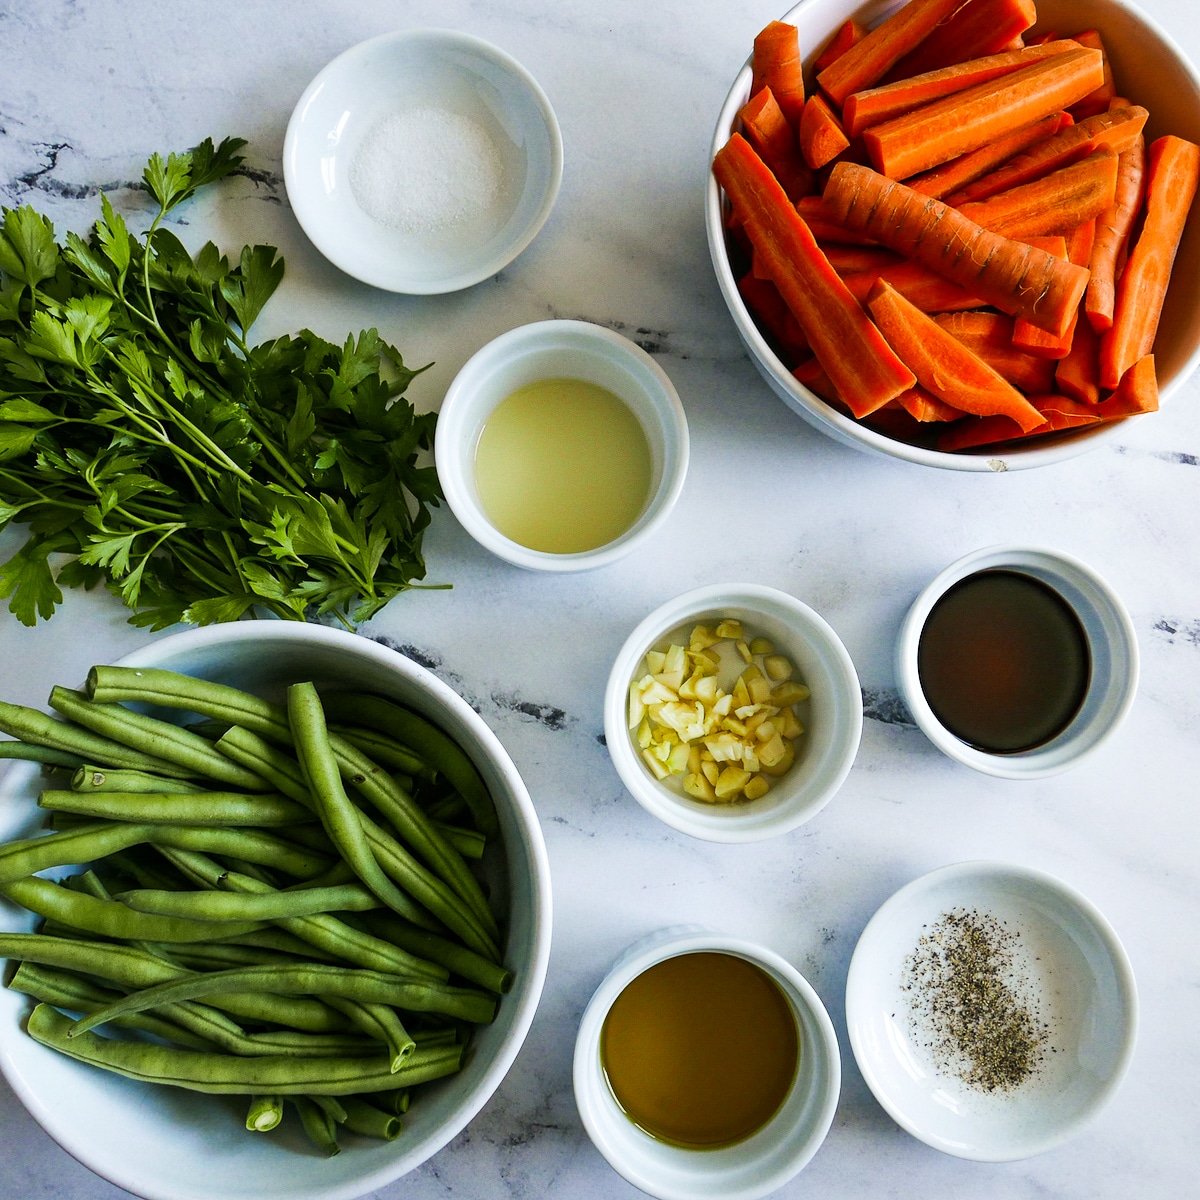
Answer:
[350, 106, 502, 233]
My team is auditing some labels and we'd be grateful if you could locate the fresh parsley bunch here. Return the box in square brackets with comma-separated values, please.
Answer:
[0, 137, 442, 630]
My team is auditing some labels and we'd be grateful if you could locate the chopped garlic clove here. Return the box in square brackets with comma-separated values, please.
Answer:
[641, 748, 670, 780]
[749, 637, 773, 656]
[714, 766, 752, 800]
[771, 681, 810, 705]
[736, 640, 753, 663]
[764, 654, 793, 681]
[715, 619, 744, 641]
[743, 774, 771, 800]
[684, 772, 718, 802]
[760, 740, 795, 777]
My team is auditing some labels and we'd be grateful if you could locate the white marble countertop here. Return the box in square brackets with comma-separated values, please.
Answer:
[2, 1, 1199, 1197]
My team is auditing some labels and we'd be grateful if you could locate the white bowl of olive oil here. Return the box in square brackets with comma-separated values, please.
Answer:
[435, 320, 689, 571]
[573, 928, 841, 1200]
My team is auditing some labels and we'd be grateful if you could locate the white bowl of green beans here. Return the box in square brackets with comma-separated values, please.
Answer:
[0, 622, 552, 1200]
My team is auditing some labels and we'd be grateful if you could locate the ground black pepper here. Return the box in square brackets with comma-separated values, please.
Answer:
[902, 908, 1051, 1092]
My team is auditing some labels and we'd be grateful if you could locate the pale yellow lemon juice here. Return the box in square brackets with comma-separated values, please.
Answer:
[473, 377, 653, 553]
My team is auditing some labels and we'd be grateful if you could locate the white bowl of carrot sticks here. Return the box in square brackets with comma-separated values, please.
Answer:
[0, 623, 552, 1200]
[706, 0, 1200, 470]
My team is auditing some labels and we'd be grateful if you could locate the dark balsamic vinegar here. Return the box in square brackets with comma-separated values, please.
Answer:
[917, 570, 1092, 754]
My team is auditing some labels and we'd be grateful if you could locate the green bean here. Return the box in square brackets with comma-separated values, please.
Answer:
[39, 788, 308, 828]
[0, 699, 196, 779]
[243, 1032, 377, 1057]
[326, 997, 415, 1071]
[310, 1093, 347, 1123]
[423, 793, 471, 824]
[288, 683, 424, 927]
[154, 942, 316, 970]
[327, 724, 433, 779]
[48, 688, 270, 792]
[118, 884, 382, 922]
[432, 821, 486, 861]
[212, 928, 345, 963]
[0, 741, 85, 768]
[0, 822, 150, 886]
[369, 1087, 410, 1115]
[217, 726, 484, 945]
[6, 961, 215, 1051]
[1, 877, 267, 943]
[288, 860, 358, 890]
[30, 1004, 465, 1094]
[292, 1096, 341, 1156]
[156, 848, 447, 981]
[339, 1095, 401, 1140]
[246, 1095, 284, 1132]
[88, 670, 495, 933]
[364, 912, 513, 995]
[70, 962, 496, 1036]
[71, 766, 205, 794]
[322, 692, 498, 837]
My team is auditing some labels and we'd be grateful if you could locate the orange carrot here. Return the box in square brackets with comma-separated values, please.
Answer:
[752, 22, 806, 128]
[895, 385, 969, 422]
[796, 196, 879, 245]
[863, 48, 1104, 179]
[739, 87, 816, 201]
[843, 42, 1078, 138]
[1055, 310, 1102, 402]
[1068, 30, 1117, 119]
[957, 149, 1118, 239]
[937, 395, 1102, 450]
[817, 0, 966, 109]
[934, 312, 1056, 392]
[946, 105, 1147, 203]
[822, 162, 1090, 337]
[885, 0, 1038, 81]
[1100, 135, 1200, 387]
[1095, 355, 1158, 417]
[792, 357, 842, 404]
[867, 280, 1045, 430]
[1027, 30, 1060, 47]
[713, 134, 915, 416]
[738, 272, 810, 361]
[820, 244, 902, 273]
[908, 111, 1068, 200]
[1085, 135, 1145, 332]
[1013, 222, 1095, 357]
[841, 261, 986, 312]
[799, 94, 850, 170]
[813, 18, 866, 73]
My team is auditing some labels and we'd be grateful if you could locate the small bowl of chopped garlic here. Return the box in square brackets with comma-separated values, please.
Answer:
[603, 584, 862, 842]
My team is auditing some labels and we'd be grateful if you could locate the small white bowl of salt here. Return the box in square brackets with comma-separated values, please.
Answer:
[284, 29, 563, 294]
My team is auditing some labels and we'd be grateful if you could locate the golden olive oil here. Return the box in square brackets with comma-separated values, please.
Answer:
[600, 952, 799, 1149]
[473, 377, 653, 554]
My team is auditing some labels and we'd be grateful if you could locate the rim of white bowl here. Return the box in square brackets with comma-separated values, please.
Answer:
[284, 28, 563, 294]
[603, 583, 862, 841]
[436, 319, 690, 572]
[893, 545, 1139, 779]
[704, 0, 1200, 471]
[0, 622, 553, 1200]
[573, 929, 841, 1200]
[845, 860, 1139, 1162]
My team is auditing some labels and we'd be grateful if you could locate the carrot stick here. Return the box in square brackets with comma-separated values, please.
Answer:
[799, 94, 850, 170]
[957, 149, 1118, 239]
[820, 244, 902, 273]
[796, 196, 880, 244]
[813, 18, 866, 73]
[752, 22, 806, 128]
[738, 272, 810, 360]
[908, 111, 1068, 200]
[739, 87, 816, 201]
[1013, 222, 1095, 357]
[841, 260, 986, 312]
[822, 162, 1090, 336]
[895, 385, 969, 422]
[792, 357, 845, 406]
[867, 280, 1045, 430]
[863, 48, 1105, 179]
[946, 105, 1147, 203]
[713, 134, 915, 416]
[1055, 313, 1102, 401]
[937, 395, 1102, 450]
[1095, 355, 1158, 416]
[885, 0, 1038, 81]
[817, 0, 966, 109]
[1085, 135, 1145, 332]
[843, 42, 1078, 138]
[1068, 30, 1117, 119]
[1100, 135, 1200, 387]
[934, 312, 1056, 392]
[1027, 30, 1060, 47]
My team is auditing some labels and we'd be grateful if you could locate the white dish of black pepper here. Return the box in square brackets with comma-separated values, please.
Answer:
[844, 861, 1138, 1162]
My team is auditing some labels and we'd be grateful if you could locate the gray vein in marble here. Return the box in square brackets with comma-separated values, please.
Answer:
[1152, 617, 1200, 646]
[861, 686, 916, 728]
